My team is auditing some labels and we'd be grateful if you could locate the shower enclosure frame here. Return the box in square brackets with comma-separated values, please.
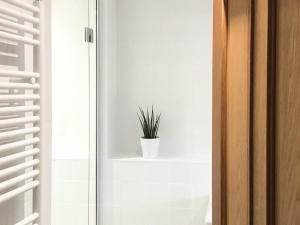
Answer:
[96, 0, 100, 224]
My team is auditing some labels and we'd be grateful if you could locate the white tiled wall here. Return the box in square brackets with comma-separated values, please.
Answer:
[51, 159, 96, 225]
[100, 159, 211, 225]
[52, 158, 211, 225]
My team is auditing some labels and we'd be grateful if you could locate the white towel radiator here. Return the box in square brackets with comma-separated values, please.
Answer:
[0, 0, 51, 224]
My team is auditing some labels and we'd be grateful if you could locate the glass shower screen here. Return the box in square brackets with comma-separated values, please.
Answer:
[51, 0, 96, 225]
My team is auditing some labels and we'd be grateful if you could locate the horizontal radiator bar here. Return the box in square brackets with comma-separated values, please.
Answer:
[0, 138, 40, 153]
[0, 148, 40, 165]
[0, 31, 40, 45]
[15, 213, 39, 225]
[0, 18, 39, 35]
[0, 180, 39, 203]
[0, 105, 40, 115]
[0, 70, 40, 78]
[0, 94, 40, 101]
[0, 159, 39, 179]
[0, 82, 40, 89]
[0, 170, 39, 192]
[0, 6, 39, 24]
[0, 116, 40, 127]
[2, 0, 39, 13]
[0, 127, 40, 139]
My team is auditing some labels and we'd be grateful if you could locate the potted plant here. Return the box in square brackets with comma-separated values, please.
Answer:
[137, 106, 161, 158]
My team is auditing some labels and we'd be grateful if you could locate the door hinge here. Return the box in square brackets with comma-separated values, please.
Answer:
[85, 27, 94, 43]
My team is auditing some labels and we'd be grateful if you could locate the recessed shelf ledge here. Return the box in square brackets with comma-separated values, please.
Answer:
[111, 155, 211, 163]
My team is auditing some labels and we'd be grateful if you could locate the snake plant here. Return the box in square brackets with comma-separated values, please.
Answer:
[137, 106, 161, 139]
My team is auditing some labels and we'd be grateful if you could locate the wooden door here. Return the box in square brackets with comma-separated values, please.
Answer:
[275, 1, 300, 224]
[212, 0, 300, 225]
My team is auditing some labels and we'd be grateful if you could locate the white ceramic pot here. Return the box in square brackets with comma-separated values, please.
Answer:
[140, 137, 160, 158]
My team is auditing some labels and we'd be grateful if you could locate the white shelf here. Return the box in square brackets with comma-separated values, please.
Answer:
[111, 155, 211, 163]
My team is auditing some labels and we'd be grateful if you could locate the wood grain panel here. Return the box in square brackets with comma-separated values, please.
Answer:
[226, 1, 252, 225]
[276, 1, 300, 224]
[252, 0, 268, 224]
[213, 1, 300, 225]
[212, 0, 227, 225]
[252, 1, 277, 225]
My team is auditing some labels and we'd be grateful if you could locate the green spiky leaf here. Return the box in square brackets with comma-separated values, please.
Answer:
[137, 106, 161, 139]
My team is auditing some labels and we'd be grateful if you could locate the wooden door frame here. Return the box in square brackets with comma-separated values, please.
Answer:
[212, 1, 277, 225]
[212, 0, 227, 224]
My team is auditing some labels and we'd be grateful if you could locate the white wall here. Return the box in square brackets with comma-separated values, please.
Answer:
[102, 0, 212, 159]
[99, 157, 211, 225]
[51, 0, 90, 160]
[52, 159, 96, 225]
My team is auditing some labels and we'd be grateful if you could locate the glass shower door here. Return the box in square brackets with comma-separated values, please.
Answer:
[51, 0, 96, 224]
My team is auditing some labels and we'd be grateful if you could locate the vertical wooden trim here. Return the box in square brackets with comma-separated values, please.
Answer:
[266, 1, 276, 224]
[249, 0, 277, 224]
[213, 0, 279, 224]
[275, 1, 300, 225]
[252, 0, 268, 225]
[212, 0, 227, 225]
[226, 0, 252, 224]
[249, 1, 255, 224]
